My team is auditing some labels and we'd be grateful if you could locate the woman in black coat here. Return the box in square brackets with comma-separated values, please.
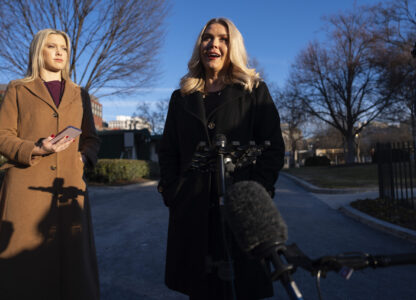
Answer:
[158, 17, 285, 300]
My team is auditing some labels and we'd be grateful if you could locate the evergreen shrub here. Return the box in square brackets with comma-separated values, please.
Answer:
[304, 155, 331, 167]
[85, 159, 150, 184]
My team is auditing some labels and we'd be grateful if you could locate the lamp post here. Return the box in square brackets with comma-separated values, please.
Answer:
[355, 133, 360, 163]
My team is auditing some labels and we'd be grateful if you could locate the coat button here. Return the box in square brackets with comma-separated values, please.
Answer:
[50, 165, 57, 170]
[208, 121, 215, 130]
[52, 112, 58, 118]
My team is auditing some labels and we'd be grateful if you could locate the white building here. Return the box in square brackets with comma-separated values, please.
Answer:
[108, 115, 152, 132]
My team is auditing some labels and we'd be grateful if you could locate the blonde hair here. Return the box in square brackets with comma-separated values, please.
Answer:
[19, 29, 71, 82]
[180, 18, 260, 95]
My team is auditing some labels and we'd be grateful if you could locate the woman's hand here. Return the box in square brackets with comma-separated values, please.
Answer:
[32, 135, 74, 156]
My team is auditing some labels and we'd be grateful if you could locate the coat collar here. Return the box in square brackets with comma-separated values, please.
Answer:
[181, 84, 246, 123]
[22, 77, 79, 112]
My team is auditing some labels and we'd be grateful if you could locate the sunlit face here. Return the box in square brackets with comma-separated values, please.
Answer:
[42, 34, 68, 73]
[200, 22, 230, 76]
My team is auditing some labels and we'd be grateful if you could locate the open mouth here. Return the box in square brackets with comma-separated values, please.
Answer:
[207, 52, 220, 59]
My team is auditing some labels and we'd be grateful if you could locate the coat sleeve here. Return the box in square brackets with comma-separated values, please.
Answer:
[79, 88, 100, 168]
[157, 91, 181, 206]
[251, 81, 285, 196]
[0, 82, 40, 167]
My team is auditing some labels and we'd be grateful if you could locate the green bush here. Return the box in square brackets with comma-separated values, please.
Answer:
[305, 155, 331, 167]
[85, 159, 150, 184]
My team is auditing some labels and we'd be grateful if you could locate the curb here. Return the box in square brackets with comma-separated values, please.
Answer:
[88, 181, 158, 196]
[280, 172, 378, 194]
[340, 206, 416, 244]
[280, 172, 416, 243]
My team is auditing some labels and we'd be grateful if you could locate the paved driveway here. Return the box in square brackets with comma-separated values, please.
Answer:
[89, 177, 416, 300]
[275, 176, 416, 300]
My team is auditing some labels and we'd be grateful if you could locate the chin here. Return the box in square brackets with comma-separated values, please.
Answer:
[207, 65, 222, 72]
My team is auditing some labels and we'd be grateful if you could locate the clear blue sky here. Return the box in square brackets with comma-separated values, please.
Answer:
[101, 0, 381, 122]
[0, 0, 381, 122]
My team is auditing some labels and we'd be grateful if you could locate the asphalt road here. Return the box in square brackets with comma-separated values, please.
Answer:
[89, 176, 416, 300]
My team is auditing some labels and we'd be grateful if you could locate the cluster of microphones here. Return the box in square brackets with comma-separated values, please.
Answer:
[203, 135, 416, 299]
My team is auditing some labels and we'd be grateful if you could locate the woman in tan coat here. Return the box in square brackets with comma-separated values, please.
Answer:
[0, 29, 100, 299]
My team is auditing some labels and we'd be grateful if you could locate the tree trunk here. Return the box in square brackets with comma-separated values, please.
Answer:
[412, 101, 416, 152]
[345, 134, 356, 164]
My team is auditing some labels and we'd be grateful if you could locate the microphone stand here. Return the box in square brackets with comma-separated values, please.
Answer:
[190, 137, 270, 300]
[215, 135, 238, 300]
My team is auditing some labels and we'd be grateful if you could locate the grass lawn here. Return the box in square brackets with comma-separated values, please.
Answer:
[282, 164, 378, 188]
[351, 198, 416, 231]
[282, 164, 416, 231]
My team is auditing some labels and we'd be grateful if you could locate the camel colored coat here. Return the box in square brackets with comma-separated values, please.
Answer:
[0, 77, 100, 300]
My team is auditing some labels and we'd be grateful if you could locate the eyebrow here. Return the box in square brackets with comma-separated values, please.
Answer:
[46, 42, 67, 47]
[202, 33, 229, 38]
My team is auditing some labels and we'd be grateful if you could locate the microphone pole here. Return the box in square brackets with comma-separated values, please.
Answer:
[215, 134, 230, 205]
[214, 134, 237, 300]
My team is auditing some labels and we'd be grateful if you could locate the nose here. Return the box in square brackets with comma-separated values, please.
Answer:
[208, 37, 219, 49]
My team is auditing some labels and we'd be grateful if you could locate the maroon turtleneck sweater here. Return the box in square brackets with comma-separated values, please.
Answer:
[43, 80, 65, 107]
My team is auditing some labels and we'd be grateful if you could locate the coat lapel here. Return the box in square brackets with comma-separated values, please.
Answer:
[181, 84, 246, 123]
[58, 80, 80, 111]
[23, 77, 57, 111]
[182, 92, 207, 125]
[208, 84, 245, 118]
[22, 78, 80, 112]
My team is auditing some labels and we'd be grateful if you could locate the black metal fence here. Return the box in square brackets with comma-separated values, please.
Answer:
[376, 142, 415, 210]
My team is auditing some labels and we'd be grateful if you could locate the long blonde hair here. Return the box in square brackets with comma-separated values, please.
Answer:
[180, 18, 260, 95]
[19, 29, 71, 83]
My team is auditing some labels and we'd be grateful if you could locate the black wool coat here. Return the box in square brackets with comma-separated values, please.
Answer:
[158, 81, 285, 299]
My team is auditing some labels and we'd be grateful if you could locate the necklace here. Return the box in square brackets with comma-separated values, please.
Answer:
[202, 90, 222, 99]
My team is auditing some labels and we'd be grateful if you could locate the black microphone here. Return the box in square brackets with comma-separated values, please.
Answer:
[225, 180, 294, 282]
[215, 134, 229, 200]
[224, 180, 288, 257]
[215, 133, 227, 149]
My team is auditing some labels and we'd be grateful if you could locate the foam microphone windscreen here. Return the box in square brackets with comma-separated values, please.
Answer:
[225, 180, 288, 254]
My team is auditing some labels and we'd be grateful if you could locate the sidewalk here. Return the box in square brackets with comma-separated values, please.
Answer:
[280, 172, 416, 243]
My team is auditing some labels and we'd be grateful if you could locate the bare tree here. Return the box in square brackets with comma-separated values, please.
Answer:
[291, 8, 393, 164]
[0, 0, 168, 96]
[312, 123, 345, 150]
[249, 57, 268, 82]
[273, 81, 307, 167]
[369, 0, 416, 142]
[135, 98, 169, 134]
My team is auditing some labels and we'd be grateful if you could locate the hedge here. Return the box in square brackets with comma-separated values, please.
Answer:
[305, 155, 331, 167]
[0, 158, 158, 186]
[85, 159, 151, 184]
